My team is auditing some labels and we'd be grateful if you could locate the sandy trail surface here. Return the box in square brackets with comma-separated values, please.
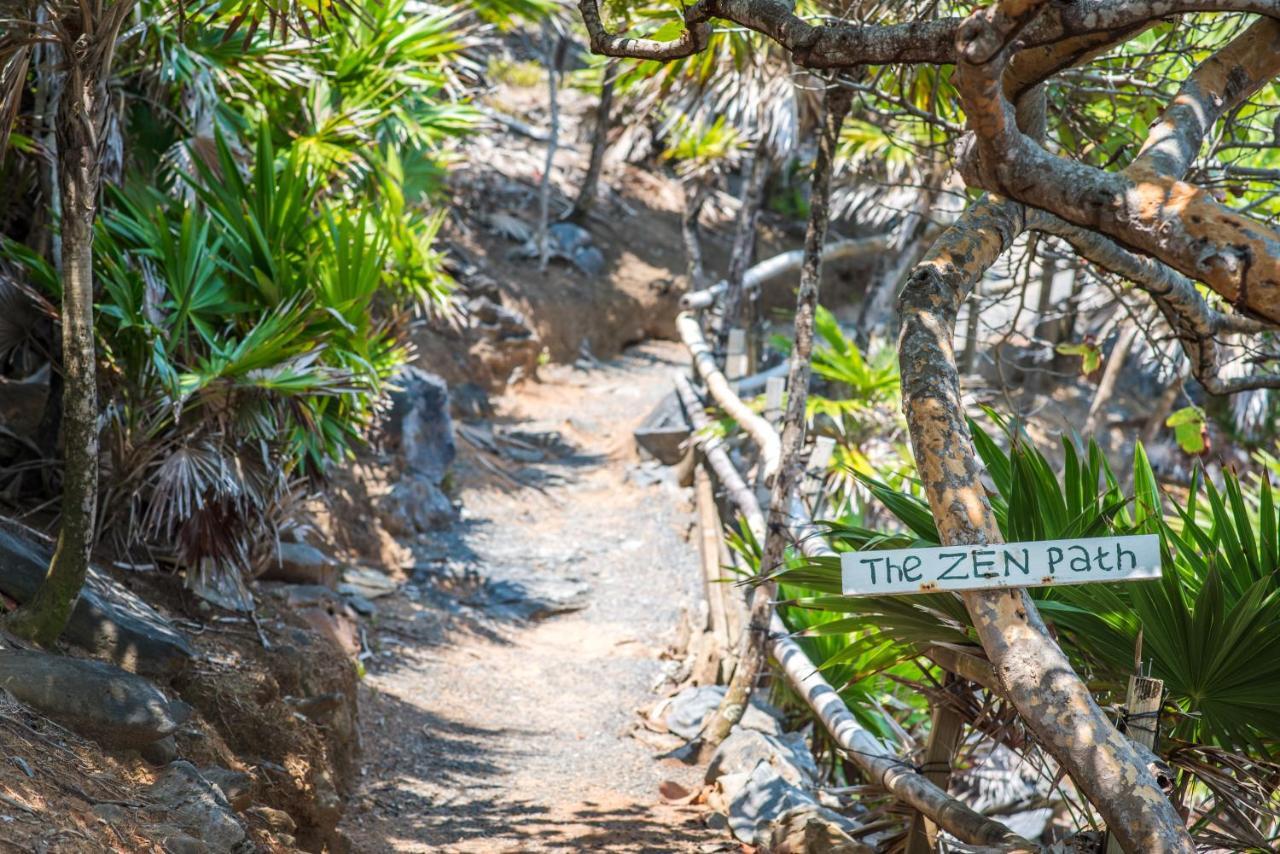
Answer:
[341, 341, 722, 852]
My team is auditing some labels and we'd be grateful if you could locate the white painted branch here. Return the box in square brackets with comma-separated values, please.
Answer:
[677, 312, 782, 483]
[674, 379, 1034, 849]
[680, 237, 891, 310]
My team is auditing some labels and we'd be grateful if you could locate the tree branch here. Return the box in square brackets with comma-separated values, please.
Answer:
[957, 8, 1280, 327]
[896, 195, 1197, 854]
[1028, 209, 1280, 393]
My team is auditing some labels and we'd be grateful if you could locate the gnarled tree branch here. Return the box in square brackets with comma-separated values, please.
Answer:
[896, 194, 1197, 854]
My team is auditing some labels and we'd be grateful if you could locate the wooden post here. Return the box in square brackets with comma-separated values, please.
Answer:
[726, 328, 749, 382]
[1105, 674, 1164, 854]
[764, 375, 786, 423]
[693, 463, 732, 685]
[906, 675, 966, 854]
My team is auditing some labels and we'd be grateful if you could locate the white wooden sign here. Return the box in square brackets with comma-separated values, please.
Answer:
[840, 534, 1161, 596]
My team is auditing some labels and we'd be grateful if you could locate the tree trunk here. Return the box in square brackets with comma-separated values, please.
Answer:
[681, 180, 711, 290]
[719, 137, 770, 347]
[700, 86, 851, 750]
[537, 28, 566, 271]
[1082, 323, 1138, 436]
[5, 57, 102, 646]
[569, 58, 617, 222]
[897, 195, 1195, 854]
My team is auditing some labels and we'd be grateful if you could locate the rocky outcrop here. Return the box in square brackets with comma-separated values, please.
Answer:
[376, 367, 458, 535]
[0, 649, 184, 749]
[0, 518, 193, 677]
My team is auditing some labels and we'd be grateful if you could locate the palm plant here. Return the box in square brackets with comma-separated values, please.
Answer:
[773, 412, 1280, 844]
[0, 0, 518, 626]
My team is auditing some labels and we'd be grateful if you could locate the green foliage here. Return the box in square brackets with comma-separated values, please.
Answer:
[1167, 406, 1208, 455]
[0, 0, 477, 598]
[1055, 339, 1102, 375]
[777, 411, 1280, 752]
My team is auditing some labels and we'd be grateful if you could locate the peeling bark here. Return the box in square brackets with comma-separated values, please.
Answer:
[896, 196, 1196, 854]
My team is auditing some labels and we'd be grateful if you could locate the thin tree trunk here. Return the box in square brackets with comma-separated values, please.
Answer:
[6, 53, 102, 646]
[537, 28, 565, 271]
[719, 136, 770, 347]
[1142, 367, 1186, 443]
[1083, 323, 1138, 436]
[681, 180, 711, 290]
[700, 86, 852, 751]
[897, 195, 1195, 853]
[569, 58, 617, 222]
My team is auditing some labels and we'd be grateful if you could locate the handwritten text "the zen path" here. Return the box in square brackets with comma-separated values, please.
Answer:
[839, 534, 1161, 597]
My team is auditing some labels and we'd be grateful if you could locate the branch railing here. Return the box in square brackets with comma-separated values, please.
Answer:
[674, 299, 1037, 851]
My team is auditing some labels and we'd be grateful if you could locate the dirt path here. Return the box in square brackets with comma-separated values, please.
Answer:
[341, 341, 720, 853]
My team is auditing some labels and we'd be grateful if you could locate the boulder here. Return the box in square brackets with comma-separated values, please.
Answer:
[664, 684, 786, 741]
[0, 649, 182, 749]
[763, 804, 873, 854]
[147, 761, 246, 853]
[259, 542, 340, 587]
[0, 518, 193, 677]
[383, 367, 455, 481]
[705, 728, 820, 789]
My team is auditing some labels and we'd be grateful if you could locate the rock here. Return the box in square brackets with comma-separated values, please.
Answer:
[571, 245, 606, 277]
[726, 761, 818, 845]
[705, 729, 820, 789]
[245, 805, 296, 834]
[547, 222, 593, 255]
[339, 567, 399, 599]
[260, 542, 340, 588]
[474, 576, 591, 621]
[664, 685, 786, 741]
[0, 519, 193, 677]
[142, 735, 179, 766]
[383, 367, 456, 481]
[0, 649, 181, 749]
[379, 476, 456, 536]
[201, 766, 253, 812]
[763, 804, 872, 854]
[147, 762, 245, 852]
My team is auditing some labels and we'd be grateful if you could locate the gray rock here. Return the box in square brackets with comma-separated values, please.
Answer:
[0, 650, 181, 749]
[259, 542, 340, 587]
[147, 761, 246, 852]
[727, 761, 818, 844]
[763, 804, 872, 854]
[547, 222, 593, 255]
[705, 728, 820, 789]
[160, 832, 209, 854]
[201, 765, 253, 811]
[664, 685, 786, 741]
[571, 245, 606, 277]
[142, 735, 179, 766]
[383, 367, 455, 481]
[0, 519, 193, 677]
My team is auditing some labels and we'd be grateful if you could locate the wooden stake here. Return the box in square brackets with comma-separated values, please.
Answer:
[907, 675, 966, 854]
[1105, 674, 1164, 854]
